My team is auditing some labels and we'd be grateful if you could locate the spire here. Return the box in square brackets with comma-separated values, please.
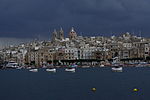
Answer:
[71, 27, 74, 32]
[60, 27, 63, 31]
[59, 27, 64, 40]
[51, 29, 58, 42]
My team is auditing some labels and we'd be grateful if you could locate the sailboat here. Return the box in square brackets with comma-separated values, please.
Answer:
[65, 63, 77, 72]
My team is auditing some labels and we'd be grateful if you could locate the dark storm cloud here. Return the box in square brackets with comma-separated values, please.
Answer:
[0, 0, 150, 38]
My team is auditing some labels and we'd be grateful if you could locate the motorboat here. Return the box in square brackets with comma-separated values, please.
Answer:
[112, 66, 123, 72]
[111, 57, 123, 72]
[65, 68, 75, 72]
[46, 68, 56, 72]
[29, 69, 38, 72]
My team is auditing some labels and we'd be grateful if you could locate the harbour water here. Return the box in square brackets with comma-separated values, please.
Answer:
[0, 67, 150, 100]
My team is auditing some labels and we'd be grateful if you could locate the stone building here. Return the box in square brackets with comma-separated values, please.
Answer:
[69, 27, 77, 40]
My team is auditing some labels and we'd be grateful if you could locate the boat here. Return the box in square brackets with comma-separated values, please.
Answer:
[46, 68, 56, 72]
[81, 65, 90, 68]
[111, 57, 123, 72]
[112, 66, 123, 72]
[65, 64, 77, 72]
[46, 52, 56, 72]
[100, 64, 105, 67]
[26, 67, 32, 69]
[5, 61, 19, 69]
[65, 67, 75, 72]
[29, 69, 38, 72]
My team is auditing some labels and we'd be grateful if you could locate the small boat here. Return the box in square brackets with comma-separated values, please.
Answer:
[46, 68, 56, 72]
[65, 68, 75, 72]
[81, 65, 90, 68]
[6, 62, 19, 69]
[65, 63, 77, 72]
[26, 67, 32, 69]
[100, 64, 105, 67]
[112, 66, 123, 72]
[29, 69, 38, 72]
[111, 57, 123, 72]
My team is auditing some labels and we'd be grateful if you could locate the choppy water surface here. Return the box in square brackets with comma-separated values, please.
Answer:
[0, 67, 150, 100]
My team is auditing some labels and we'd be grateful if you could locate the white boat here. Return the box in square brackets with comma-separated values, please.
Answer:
[65, 68, 75, 72]
[100, 64, 105, 67]
[81, 65, 90, 68]
[5, 61, 19, 68]
[46, 68, 56, 72]
[112, 67, 123, 72]
[29, 69, 38, 72]
[111, 57, 123, 72]
[27, 67, 32, 69]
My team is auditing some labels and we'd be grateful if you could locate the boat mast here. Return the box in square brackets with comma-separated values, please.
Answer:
[52, 52, 53, 66]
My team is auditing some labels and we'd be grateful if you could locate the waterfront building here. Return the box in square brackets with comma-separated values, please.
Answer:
[1, 29, 150, 66]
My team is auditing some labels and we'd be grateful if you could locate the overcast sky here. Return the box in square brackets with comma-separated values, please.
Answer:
[0, 0, 150, 39]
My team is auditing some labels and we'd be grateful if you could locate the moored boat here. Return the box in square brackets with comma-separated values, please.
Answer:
[112, 66, 123, 72]
[65, 64, 77, 72]
[46, 68, 56, 72]
[65, 67, 75, 72]
[81, 65, 90, 68]
[111, 57, 123, 72]
[29, 69, 38, 72]
[5, 61, 19, 69]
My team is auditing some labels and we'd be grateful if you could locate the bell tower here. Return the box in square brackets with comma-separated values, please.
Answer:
[59, 27, 64, 40]
[51, 29, 57, 42]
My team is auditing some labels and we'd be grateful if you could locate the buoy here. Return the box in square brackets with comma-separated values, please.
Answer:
[133, 88, 138, 92]
[91, 88, 96, 92]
